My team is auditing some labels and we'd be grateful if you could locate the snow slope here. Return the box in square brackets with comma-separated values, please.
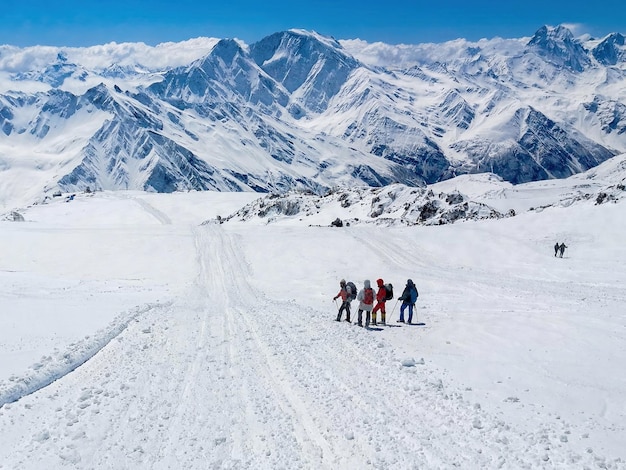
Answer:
[0, 176, 625, 468]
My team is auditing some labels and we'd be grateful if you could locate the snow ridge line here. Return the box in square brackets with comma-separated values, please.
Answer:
[0, 301, 170, 408]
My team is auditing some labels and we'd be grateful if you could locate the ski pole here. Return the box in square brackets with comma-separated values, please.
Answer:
[388, 299, 399, 322]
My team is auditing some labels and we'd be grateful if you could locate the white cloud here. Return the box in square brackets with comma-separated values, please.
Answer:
[339, 37, 526, 69]
[0, 37, 222, 75]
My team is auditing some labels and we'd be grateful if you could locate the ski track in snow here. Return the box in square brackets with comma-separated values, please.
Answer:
[117, 193, 173, 225]
[0, 223, 622, 469]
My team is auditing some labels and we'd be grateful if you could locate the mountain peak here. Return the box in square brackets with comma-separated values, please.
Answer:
[210, 38, 246, 66]
[592, 32, 626, 66]
[81, 83, 115, 109]
[250, 29, 349, 68]
[527, 24, 591, 72]
[529, 25, 574, 43]
[249, 29, 358, 112]
[285, 29, 344, 50]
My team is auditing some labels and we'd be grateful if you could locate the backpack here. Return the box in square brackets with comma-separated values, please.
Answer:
[346, 281, 357, 301]
[384, 283, 394, 300]
[363, 288, 374, 305]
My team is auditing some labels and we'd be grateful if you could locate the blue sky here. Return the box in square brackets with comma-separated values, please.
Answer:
[1, 0, 623, 47]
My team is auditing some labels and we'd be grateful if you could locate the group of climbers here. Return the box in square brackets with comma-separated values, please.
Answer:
[333, 278, 418, 327]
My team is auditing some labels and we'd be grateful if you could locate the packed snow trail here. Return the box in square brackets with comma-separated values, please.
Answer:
[0, 224, 621, 469]
[0, 303, 162, 408]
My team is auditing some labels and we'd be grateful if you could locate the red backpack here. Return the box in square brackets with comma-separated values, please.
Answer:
[363, 288, 374, 305]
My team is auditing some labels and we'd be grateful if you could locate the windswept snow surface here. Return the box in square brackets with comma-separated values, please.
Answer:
[0, 184, 625, 469]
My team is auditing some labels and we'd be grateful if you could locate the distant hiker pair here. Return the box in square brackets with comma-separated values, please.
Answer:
[554, 242, 567, 258]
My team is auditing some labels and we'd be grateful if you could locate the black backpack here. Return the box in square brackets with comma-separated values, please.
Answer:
[346, 281, 357, 301]
[384, 283, 394, 300]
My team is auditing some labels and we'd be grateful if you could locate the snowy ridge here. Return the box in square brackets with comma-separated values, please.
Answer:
[222, 184, 508, 226]
[5, 154, 624, 225]
[219, 153, 626, 226]
[573, 151, 626, 183]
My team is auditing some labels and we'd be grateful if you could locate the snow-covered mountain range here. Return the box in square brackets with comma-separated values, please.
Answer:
[1, 25, 625, 211]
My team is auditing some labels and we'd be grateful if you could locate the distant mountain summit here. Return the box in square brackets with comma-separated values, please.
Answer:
[592, 33, 626, 65]
[249, 30, 359, 114]
[0, 25, 625, 210]
[527, 25, 591, 71]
